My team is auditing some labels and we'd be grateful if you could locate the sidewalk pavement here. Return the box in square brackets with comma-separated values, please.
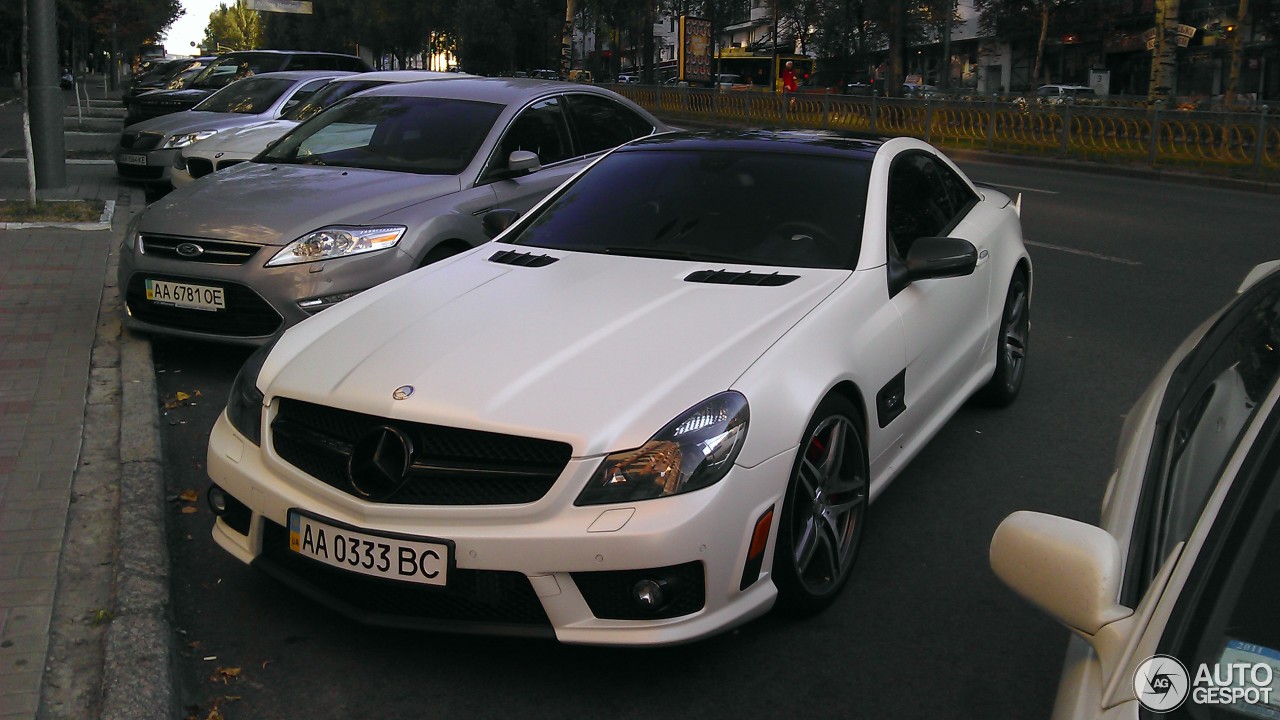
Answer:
[1, 93, 174, 720]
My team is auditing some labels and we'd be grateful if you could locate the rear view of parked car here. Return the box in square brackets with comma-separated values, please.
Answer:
[117, 78, 666, 345]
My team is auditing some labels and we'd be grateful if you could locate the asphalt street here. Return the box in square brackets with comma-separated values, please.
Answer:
[146, 160, 1279, 720]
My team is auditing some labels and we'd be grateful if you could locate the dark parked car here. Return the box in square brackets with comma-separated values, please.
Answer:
[124, 56, 215, 105]
[125, 50, 371, 123]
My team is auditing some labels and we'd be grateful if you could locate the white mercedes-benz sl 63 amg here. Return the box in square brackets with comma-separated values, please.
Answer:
[204, 130, 1032, 645]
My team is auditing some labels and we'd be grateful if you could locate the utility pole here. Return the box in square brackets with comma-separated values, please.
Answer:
[1148, 0, 1181, 102]
[28, 0, 67, 189]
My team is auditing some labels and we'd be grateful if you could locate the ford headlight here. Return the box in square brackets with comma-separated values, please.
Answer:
[162, 130, 218, 149]
[226, 340, 275, 446]
[577, 392, 749, 505]
[266, 226, 407, 267]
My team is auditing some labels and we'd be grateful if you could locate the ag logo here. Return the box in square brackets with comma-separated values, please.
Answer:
[1135, 655, 1190, 712]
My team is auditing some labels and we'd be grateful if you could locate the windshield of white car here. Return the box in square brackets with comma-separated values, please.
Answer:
[282, 79, 388, 122]
[261, 95, 502, 175]
[505, 148, 870, 270]
[194, 77, 295, 114]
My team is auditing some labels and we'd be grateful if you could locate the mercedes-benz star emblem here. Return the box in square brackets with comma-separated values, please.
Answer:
[392, 385, 414, 400]
[347, 425, 414, 499]
[175, 242, 204, 258]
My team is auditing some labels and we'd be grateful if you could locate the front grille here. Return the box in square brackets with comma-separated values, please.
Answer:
[187, 157, 214, 178]
[573, 562, 706, 620]
[257, 520, 552, 634]
[116, 164, 165, 181]
[271, 398, 572, 506]
[140, 234, 260, 265]
[124, 273, 283, 337]
[120, 132, 163, 151]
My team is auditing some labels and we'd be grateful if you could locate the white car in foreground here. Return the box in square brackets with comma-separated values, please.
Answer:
[992, 261, 1280, 719]
[206, 131, 1031, 645]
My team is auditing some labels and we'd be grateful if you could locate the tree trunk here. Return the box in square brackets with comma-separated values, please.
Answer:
[1224, 0, 1249, 106]
[1032, 0, 1049, 88]
[888, 0, 904, 96]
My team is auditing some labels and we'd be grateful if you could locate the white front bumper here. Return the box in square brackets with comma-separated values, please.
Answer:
[206, 411, 792, 645]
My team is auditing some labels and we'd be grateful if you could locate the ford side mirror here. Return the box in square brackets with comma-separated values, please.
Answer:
[508, 150, 541, 175]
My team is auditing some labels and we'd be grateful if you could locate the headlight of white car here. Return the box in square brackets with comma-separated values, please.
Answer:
[266, 226, 407, 267]
[577, 392, 749, 505]
[226, 339, 275, 446]
[162, 130, 218, 149]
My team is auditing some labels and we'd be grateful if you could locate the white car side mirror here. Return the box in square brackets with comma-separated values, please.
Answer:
[990, 511, 1133, 636]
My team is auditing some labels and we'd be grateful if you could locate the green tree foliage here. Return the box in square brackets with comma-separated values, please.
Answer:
[450, 0, 564, 75]
[203, 0, 265, 52]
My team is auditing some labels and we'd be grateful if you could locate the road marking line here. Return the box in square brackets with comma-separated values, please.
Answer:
[980, 182, 1059, 194]
[1025, 240, 1142, 266]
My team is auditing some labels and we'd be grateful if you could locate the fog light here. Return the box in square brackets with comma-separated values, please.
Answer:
[633, 579, 668, 613]
[207, 485, 228, 515]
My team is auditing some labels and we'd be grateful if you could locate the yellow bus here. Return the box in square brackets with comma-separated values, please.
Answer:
[716, 48, 813, 92]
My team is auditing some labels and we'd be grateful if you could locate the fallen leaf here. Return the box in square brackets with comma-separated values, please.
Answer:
[179, 489, 199, 503]
[210, 666, 242, 684]
[176, 391, 191, 402]
[181, 506, 198, 515]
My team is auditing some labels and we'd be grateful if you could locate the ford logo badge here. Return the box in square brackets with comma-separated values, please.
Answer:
[392, 385, 414, 401]
[175, 242, 204, 258]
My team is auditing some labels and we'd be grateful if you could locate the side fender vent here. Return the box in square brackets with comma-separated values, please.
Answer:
[489, 250, 559, 267]
[684, 269, 800, 286]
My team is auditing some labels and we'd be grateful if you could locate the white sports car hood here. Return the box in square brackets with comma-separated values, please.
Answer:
[140, 163, 462, 245]
[263, 248, 849, 457]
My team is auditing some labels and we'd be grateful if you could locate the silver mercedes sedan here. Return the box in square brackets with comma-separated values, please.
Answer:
[117, 77, 667, 344]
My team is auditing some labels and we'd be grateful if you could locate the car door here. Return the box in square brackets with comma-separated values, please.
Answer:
[1120, 275, 1280, 609]
[484, 96, 580, 215]
[885, 151, 989, 429]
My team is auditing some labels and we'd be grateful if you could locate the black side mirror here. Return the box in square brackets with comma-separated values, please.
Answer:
[905, 236, 977, 281]
[888, 236, 977, 297]
[482, 208, 521, 239]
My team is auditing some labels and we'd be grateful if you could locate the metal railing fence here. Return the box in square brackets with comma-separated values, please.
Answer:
[615, 85, 1280, 180]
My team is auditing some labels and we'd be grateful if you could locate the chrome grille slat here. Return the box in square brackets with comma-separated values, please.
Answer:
[139, 234, 261, 265]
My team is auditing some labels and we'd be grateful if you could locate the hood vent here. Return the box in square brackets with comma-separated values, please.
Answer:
[489, 250, 559, 267]
[684, 269, 800, 286]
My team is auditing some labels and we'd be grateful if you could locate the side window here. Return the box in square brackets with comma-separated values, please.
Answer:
[1124, 280, 1280, 604]
[488, 98, 572, 174]
[283, 78, 331, 112]
[886, 153, 956, 257]
[563, 94, 655, 155]
[937, 161, 978, 219]
[285, 55, 319, 70]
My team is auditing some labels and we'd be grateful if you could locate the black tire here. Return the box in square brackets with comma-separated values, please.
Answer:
[417, 242, 466, 269]
[975, 268, 1029, 407]
[772, 395, 869, 617]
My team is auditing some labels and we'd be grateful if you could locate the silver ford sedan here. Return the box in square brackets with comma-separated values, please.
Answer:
[117, 77, 667, 344]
